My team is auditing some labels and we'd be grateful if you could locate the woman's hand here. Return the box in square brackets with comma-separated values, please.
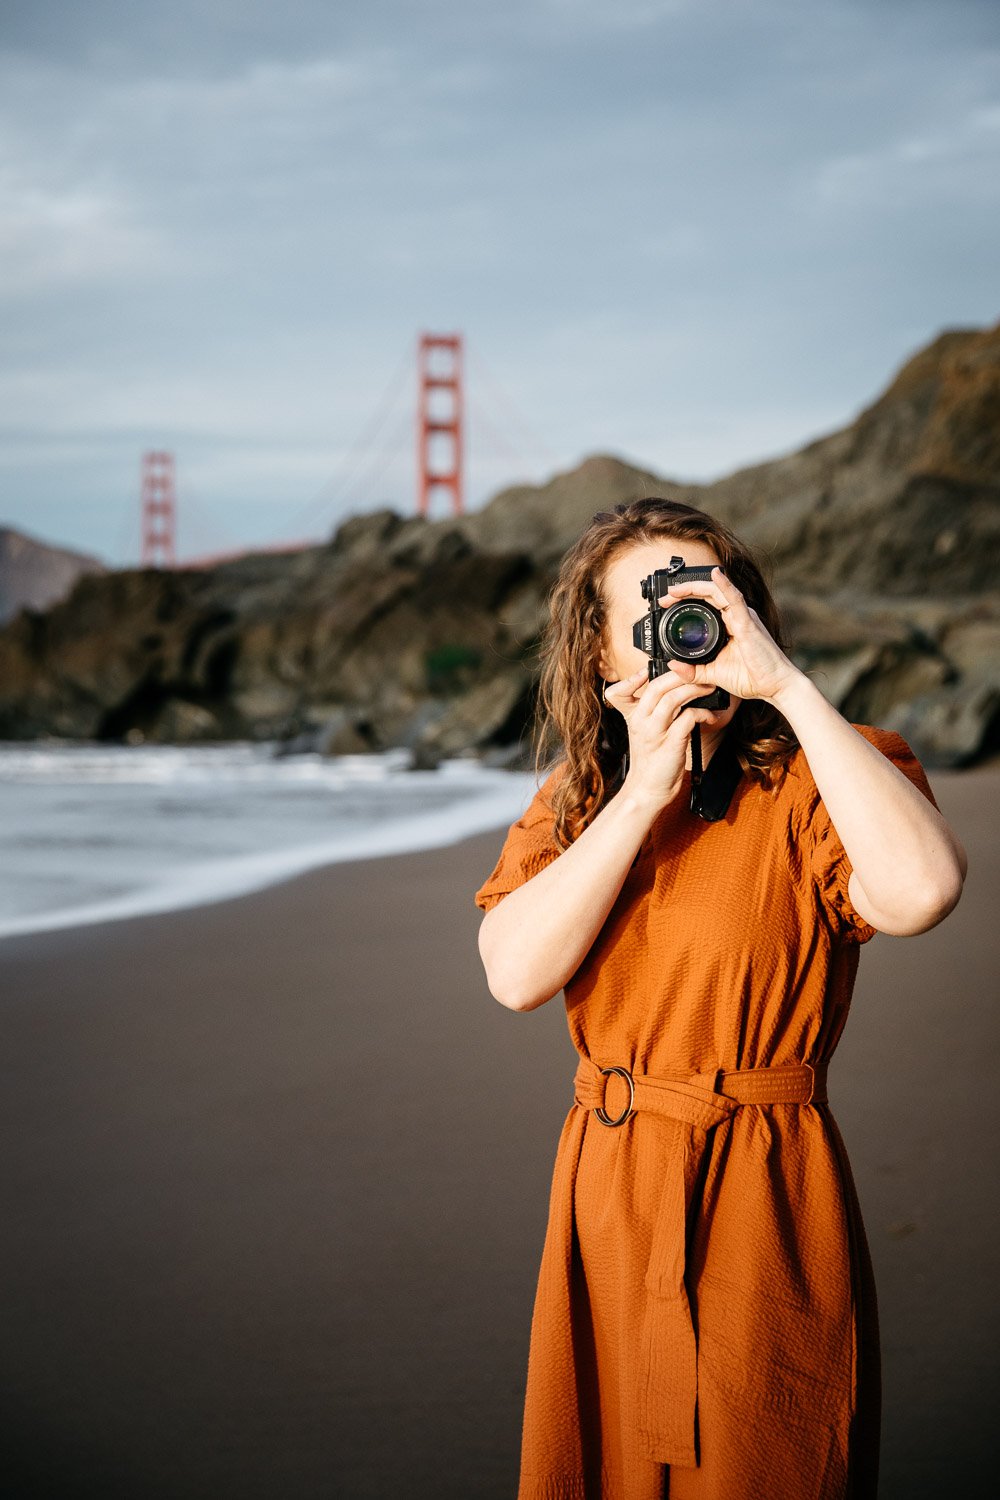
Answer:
[658, 566, 801, 703]
[604, 665, 719, 810]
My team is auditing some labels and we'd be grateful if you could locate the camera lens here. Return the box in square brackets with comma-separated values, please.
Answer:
[659, 603, 722, 660]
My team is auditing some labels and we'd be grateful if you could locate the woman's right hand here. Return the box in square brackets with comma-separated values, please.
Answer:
[604, 666, 719, 810]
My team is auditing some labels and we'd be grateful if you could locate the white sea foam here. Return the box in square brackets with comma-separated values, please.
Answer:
[0, 742, 538, 941]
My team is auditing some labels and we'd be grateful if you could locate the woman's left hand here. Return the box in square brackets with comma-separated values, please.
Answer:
[658, 567, 801, 703]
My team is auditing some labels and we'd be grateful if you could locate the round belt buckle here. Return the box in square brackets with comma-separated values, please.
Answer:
[594, 1065, 635, 1127]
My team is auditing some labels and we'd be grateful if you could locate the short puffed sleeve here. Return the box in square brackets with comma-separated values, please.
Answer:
[787, 724, 941, 945]
[473, 762, 568, 913]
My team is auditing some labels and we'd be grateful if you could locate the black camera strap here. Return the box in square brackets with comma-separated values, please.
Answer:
[613, 723, 744, 822]
[689, 724, 743, 822]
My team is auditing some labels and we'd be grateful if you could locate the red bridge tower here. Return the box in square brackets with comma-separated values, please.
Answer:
[416, 333, 464, 517]
[141, 450, 177, 567]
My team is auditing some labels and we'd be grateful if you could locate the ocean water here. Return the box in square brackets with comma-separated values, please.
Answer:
[0, 742, 538, 941]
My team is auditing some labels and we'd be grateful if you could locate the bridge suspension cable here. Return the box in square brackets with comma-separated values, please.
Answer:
[260, 340, 414, 544]
[466, 344, 559, 472]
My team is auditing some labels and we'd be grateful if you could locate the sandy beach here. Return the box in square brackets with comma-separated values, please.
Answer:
[1, 763, 997, 1499]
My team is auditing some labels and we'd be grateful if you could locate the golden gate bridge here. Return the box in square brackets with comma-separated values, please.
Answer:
[135, 332, 554, 569]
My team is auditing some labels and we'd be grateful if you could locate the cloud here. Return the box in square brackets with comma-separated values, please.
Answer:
[0, 160, 169, 292]
[0, 42, 508, 300]
[811, 101, 1000, 207]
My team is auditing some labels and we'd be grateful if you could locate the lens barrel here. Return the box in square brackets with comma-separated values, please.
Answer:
[657, 601, 724, 661]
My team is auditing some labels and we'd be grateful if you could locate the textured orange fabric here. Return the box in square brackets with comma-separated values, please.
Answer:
[475, 724, 940, 1500]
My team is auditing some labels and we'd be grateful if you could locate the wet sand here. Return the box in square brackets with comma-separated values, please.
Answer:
[0, 764, 996, 1498]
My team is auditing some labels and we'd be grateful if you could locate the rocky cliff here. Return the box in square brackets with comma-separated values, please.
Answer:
[0, 525, 107, 625]
[0, 321, 997, 769]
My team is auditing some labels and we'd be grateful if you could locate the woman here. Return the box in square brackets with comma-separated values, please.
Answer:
[474, 499, 967, 1500]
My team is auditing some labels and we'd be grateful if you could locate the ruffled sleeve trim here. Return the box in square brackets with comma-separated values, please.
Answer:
[473, 762, 568, 913]
[785, 724, 940, 946]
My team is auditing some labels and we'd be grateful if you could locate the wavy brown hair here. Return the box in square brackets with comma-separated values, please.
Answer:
[532, 497, 802, 849]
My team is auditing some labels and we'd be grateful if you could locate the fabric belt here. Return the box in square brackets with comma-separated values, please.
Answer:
[571, 1054, 828, 1468]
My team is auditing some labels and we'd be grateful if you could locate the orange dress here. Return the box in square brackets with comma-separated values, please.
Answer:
[474, 724, 940, 1500]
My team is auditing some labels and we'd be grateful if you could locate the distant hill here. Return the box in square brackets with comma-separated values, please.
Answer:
[0, 526, 107, 625]
[0, 320, 997, 767]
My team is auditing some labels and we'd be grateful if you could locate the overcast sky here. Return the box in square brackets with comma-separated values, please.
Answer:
[1, 0, 997, 565]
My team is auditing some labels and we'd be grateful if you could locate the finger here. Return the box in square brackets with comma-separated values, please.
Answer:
[608, 672, 674, 720]
[647, 682, 719, 726]
[657, 563, 740, 598]
[636, 675, 714, 723]
[647, 657, 710, 687]
[659, 565, 745, 610]
[652, 665, 711, 694]
[668, 705, 718, 739]
[602, 668, 648, 706]
[658, 566, 751, 628]
[633, 664, 710, 706]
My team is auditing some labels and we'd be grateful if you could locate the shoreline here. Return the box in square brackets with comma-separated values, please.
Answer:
[0, 763, 539, 943]
[4, 754, 994, 948]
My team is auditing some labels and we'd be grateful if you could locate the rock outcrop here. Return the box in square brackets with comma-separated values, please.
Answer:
[0, 525, 107, 625]
[0, 320, 997, 769]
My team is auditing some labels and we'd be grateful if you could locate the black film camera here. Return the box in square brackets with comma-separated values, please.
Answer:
[631, 556, 730, 712]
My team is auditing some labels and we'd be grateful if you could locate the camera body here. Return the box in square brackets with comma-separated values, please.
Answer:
[631, 555, 730, 712]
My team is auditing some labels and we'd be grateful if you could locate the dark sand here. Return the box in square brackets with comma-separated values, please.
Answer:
[0, 765, 997, 1499]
